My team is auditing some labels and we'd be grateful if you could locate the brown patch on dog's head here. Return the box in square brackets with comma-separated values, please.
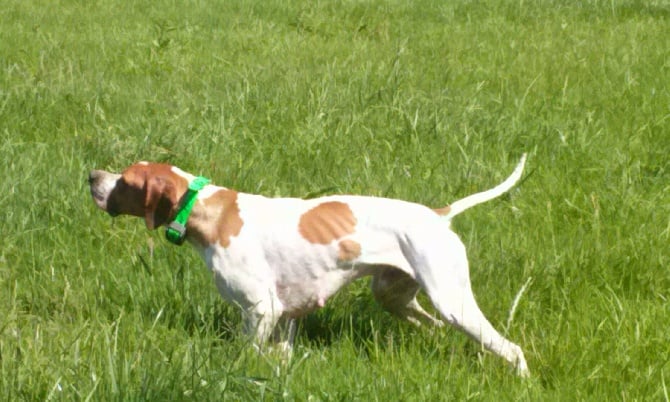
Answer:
[298, 201, 357, 245]
[106, 163, 189, 229]
[338, 239, 361, 261]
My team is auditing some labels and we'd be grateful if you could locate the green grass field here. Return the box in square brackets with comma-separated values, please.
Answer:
[2, 0, 669, 399]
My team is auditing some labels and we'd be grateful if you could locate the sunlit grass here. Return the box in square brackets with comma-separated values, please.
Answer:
[1, 0, 668, 399]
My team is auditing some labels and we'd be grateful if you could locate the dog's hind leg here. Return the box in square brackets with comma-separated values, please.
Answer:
[371, 267, 444, 327]
[414, 236, 530, 376]
[438, 287, 529, 376]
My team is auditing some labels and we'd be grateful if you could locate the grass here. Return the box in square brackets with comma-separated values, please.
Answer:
[1, 0, 669, 399]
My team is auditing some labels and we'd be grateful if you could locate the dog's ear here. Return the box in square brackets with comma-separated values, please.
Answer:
[144, 176, 177, 230]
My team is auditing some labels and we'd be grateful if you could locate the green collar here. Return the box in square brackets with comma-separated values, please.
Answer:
[165, 176, 211, 245]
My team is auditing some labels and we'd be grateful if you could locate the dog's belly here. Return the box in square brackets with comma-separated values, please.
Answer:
[265, 232, 412, 318]
[275, 265, 374, 318]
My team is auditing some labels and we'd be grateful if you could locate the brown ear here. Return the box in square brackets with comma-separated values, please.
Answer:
[144, 176, 177, 229]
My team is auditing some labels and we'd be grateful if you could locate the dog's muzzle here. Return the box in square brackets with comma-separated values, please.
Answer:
[88, 170, 120, 215]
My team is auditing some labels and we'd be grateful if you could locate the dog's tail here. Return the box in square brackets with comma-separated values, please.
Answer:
[435, 154, 527, 221]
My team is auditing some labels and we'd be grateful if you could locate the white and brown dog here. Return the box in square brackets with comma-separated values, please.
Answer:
[89, 155, 529, 376]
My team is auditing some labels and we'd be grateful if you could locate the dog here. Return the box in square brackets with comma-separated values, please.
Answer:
[88, 154, 529, 376]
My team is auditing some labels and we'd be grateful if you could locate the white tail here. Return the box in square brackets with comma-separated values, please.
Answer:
[441, 153, 527, 221]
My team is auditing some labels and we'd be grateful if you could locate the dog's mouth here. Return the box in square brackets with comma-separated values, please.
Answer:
[90, 189, 105, 202]
[90, 188, 105, 203]
[90, 187, 118, 217]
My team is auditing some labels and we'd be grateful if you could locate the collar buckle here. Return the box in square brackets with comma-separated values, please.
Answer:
[165, 221, 187, 245]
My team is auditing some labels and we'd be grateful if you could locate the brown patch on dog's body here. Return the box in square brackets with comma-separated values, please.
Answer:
[433, 205, 451, 216]
[338, 239, 361, 261]
[298, 201, 357, 245]
[212, 190, 244, 248]
[188, 189, 244, 248]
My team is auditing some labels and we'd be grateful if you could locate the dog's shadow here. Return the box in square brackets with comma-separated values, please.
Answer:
[293, 289, 440, 354]
[176, 282, 449, 357]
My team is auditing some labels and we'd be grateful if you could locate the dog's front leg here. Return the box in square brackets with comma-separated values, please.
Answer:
[272, 317, 297, 356]
[244, 311, 280, 345]
[243, 299, 284, 352]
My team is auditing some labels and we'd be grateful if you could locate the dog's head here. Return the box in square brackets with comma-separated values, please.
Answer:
[88, 162, 189, 229]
